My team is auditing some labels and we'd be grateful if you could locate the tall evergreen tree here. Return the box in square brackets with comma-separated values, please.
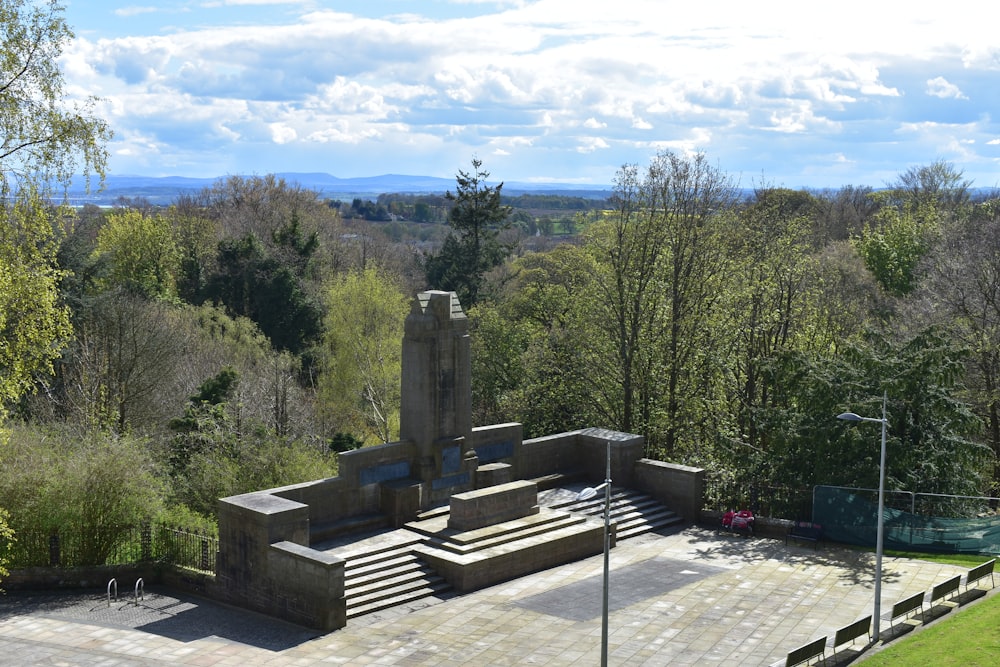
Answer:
[424, 158, 512, 307]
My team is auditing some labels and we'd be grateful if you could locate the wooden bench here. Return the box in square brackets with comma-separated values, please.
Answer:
[785, 635, 827, 667]
[889, 590, 925, 631]
[929, 574, 961, 608]
[786, 521, 823, 548]
[833, 615, 872, 649]
[965, 558, 996, 591]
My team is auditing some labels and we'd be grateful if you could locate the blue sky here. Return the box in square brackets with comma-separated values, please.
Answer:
[61, 1, 1000, 188]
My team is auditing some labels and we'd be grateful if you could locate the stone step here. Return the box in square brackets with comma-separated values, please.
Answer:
[416, 504, 451, 521]
[346, 563, 449, 612]
[547, 488, 642, 512]
[618, 511, 685, 540]
[544, 487, 683, 542]
[347, 564, 443, 598]
[342, 541, 454, 621]
[425, 513, 589, 555]
[347, 553, 424, 581]
[347, 580, 453, 619]
[344, 541, 424, 572]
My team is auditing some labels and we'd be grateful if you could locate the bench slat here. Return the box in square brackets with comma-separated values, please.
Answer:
[930, 575, 961, 604]
[965, 558, 996, 590]
[833, 615, 872, 648]
[785, 635, 826, 667]
[890, 590, 924, 627]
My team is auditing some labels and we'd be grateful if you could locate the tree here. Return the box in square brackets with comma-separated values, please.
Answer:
[762, 329, 991, 497]
[0, 423, 164, 566]
[473, 244, 604, 438]
[1, 0, 109, 416]
[319, 267, 407, 444]
[0, 189, 72, 415]
[722, 188, 821, 452]
[60, 290, 188, 433]
[888, 159, 972, 212]
[424, 158, 512, 307]
[93, 208, 181, 299]
[585, 151, 738, 454]
[853, 193, 936, 296]
[205, 233, 322, 354]
[911, 199, 1000, 490]
[0, 504, 12, 590]
[168, 366, 240, 473]
[1, 0, 111, 195]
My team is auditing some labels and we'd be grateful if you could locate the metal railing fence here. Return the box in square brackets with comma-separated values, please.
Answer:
[6, 522, 218, 573]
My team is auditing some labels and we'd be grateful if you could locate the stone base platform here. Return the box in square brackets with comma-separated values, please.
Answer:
[407, 506, 608, 592]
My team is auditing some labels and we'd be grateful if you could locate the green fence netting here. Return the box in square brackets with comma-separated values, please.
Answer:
[813, 485, 1000, 556]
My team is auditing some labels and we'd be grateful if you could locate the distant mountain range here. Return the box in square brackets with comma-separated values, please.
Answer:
[67, 172, 614, 206]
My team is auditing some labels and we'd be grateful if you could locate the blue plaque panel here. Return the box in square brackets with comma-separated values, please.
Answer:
[359, 461, 410, 486]
[476, 440, 514, 463]
[442, 445, 461, 473]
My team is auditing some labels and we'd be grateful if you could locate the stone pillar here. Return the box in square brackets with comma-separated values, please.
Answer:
[399, 291, 477, 503]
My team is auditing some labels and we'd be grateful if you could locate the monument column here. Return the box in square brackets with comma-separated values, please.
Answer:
[399, 291, 477, 504]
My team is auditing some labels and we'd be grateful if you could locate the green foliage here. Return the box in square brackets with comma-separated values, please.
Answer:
[584, 151, 739, 453]
[722, 187, 823, 450]
[0, 0, 111, 195]
[0, 505, 12, 587]
[94, 208, 181, 299]
[173, 433, 336, 518]
[888, 159, 972, 212]
[319, 267, 407, 443]
[0, 423, 164, 565]
[0, 188, 72, 416]
[471, 246, 606, 438]
[168, 209, 217, 303]
[329, 432, 364, 453]
[854, 195, 936, 296]
[761, 329, 992, 496]
[168, 366, 240, 471]
[424, 157, 512, 307]
[205, 232, 322, 354]
[913, 198, 1000, 486]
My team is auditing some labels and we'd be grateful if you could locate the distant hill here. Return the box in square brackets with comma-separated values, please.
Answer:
[67, 172, 613, 207]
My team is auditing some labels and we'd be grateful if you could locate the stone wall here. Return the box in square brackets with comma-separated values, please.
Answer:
[633, 459, 705, 522]
[214, 492, 346, 631]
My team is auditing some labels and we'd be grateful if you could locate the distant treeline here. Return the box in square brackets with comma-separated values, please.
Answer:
[336, 192, 613, 222]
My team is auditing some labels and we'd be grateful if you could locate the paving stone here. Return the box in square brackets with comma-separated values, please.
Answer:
[1, 525, 991, 666]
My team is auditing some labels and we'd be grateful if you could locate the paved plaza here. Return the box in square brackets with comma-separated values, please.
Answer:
[0, 525, 977, 666]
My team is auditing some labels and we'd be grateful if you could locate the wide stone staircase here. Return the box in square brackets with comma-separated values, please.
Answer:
[338, 486, 683, 620]
[540, 486, 685, 540]
[340, 533, 453, 620]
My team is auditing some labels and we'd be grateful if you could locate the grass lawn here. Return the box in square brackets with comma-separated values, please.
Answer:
[858, 552, 998, 666]
[859, 591, 1000, 665]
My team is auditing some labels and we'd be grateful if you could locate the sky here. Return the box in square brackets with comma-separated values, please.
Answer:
[60, 0, 1000, 189]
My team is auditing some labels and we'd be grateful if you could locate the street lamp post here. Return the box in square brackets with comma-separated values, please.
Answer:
[837, 391, 888, 642]
[576, 441, 612, 666]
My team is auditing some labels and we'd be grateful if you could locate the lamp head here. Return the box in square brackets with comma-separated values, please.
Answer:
[837, 412, 863, 421]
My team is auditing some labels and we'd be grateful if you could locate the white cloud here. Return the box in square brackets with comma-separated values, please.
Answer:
[114, 6, 159, 18]
[269, 123, 297, 144]
[577, 137, 609, 153]
[60, 0, 1000, 186]
[926, 76, 967, 100]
